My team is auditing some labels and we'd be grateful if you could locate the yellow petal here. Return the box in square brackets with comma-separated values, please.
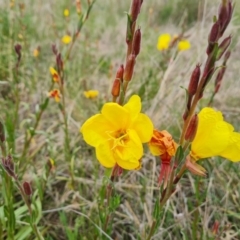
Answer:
[96, 142, 116, 168]
[123, 95, 141, 121]
[157, 34, 171, 51]
[115, 129, 143, 162]
[178, 40, 191, 51]
[101, 102, 130, 130]
[84, 90, 99, 99]
[62, 35, 72, 44]
[64, 9, 69, 17]
[131, 113, 153, 143]
[116, 158, 140, 170]
[191, 107, 235, 160]
[80, 114, 113, 147]
[149, 144, 162, 156]
[219, 132, 240, 162]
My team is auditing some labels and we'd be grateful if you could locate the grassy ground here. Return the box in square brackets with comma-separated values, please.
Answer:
[0, 0, 240, 239]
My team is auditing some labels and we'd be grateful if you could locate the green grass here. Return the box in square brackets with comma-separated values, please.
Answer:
[0, 0, 240, 239]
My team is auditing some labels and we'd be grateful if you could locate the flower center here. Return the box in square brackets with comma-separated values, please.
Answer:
[107, 129, 129, 150]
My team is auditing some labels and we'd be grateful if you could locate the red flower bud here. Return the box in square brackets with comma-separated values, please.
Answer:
[224, 50, 231, 62]
[208, 21, 220, 44]
[185, 114, 198, 142]
[111, 79, 121, 97]
[23, 181, 32, 196]
[0, 121, 5, 142]
[216, 36, 231, 60]
[130, 0, 141, 22]
[116, 64, 124, 81]
[132, 28, 141, 56]
[52, 44, 58, 55]
[123, 54, 136, 81]
[188, 64, 201, 96]
[218, 0, 233, 37]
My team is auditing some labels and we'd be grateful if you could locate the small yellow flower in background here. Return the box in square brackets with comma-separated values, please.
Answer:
[178, 39, 191, 51]
[48, 89, 61, 102]
[81, 95, 154, 170]
[49, 67, 59, 82]
[63, 8, 70, 17]
[33, 49, 39, 57]
[157, 34, 171, 51]
[62, 35, 72, 44]
[84, 90, 99, 99]
[18, 34, 23, 39]
[191, 107, 240, 162]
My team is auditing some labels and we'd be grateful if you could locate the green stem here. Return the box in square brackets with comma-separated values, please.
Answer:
[146, 220, 156, 240]
[14, 179, 44, 240]
[20, 82, 54, 172]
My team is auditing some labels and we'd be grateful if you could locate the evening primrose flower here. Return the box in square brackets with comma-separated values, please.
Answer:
[190, 107, 240, 162]
[178, 39, 191, 51]
[48, 89, 61, 102]
[84, 90, 99, 99]
[63, 9, 69, 17]
[157, 34, 171, 51]
[81, 95, 154, 170]
[149, 130, 178, 185]
[62, 35, 72, 44]
[33, 48, 39, 57]
[49, 67, 59, 82]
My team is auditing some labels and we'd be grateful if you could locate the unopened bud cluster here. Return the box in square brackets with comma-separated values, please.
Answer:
[183, 0, 233, 121]
[111, 0, 143, 100]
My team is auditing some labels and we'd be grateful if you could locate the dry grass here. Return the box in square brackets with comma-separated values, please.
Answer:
[0, 0, 240, 239]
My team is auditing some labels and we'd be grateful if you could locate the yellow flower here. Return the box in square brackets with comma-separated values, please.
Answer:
[84, 90, 99, 99]
[49, 67, 59, 82]
[191, 107, 240, 162]
[48, 89, 61, 102]
[63, 9, 69, 17]
[178, 39, 191, 51]
[157, 34, 171, 51]
[33, 49, 39, 57]
[62, 35, 72, 44]
[80, 95, 154, 170]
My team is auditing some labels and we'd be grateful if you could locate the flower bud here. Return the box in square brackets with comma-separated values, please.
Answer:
[56, 53, 64, 71]
[52, 44, 58, 55]
[23, 181, 32, 196]
[218, 0, 233, 36]
[216, 36, 231, 60]
[185, 114, 198, 142]
[224, 50, 231, 62]
[123, 54, 136, 81]
[186, 155, 207, 177]
[14, 44, 22, 56]
[116, 64, 124, 81]
[208, 21, 220, 44]
[0, 121, 5, 142]
[188, 64, 201, 96]
[218, 0, 229, 27]
[111, 79, 121, 97]
[130, 0, 141, 22]
[2, 156, 15, 178]
[132, 28, 141, 56]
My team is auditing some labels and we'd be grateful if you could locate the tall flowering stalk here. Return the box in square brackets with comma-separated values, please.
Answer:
[111, 0, 143, 104]
[180, 0, 233, 145]
[145, 1, 236, 239]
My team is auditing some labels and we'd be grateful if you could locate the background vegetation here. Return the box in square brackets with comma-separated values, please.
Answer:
[0, 0, 240, 239]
